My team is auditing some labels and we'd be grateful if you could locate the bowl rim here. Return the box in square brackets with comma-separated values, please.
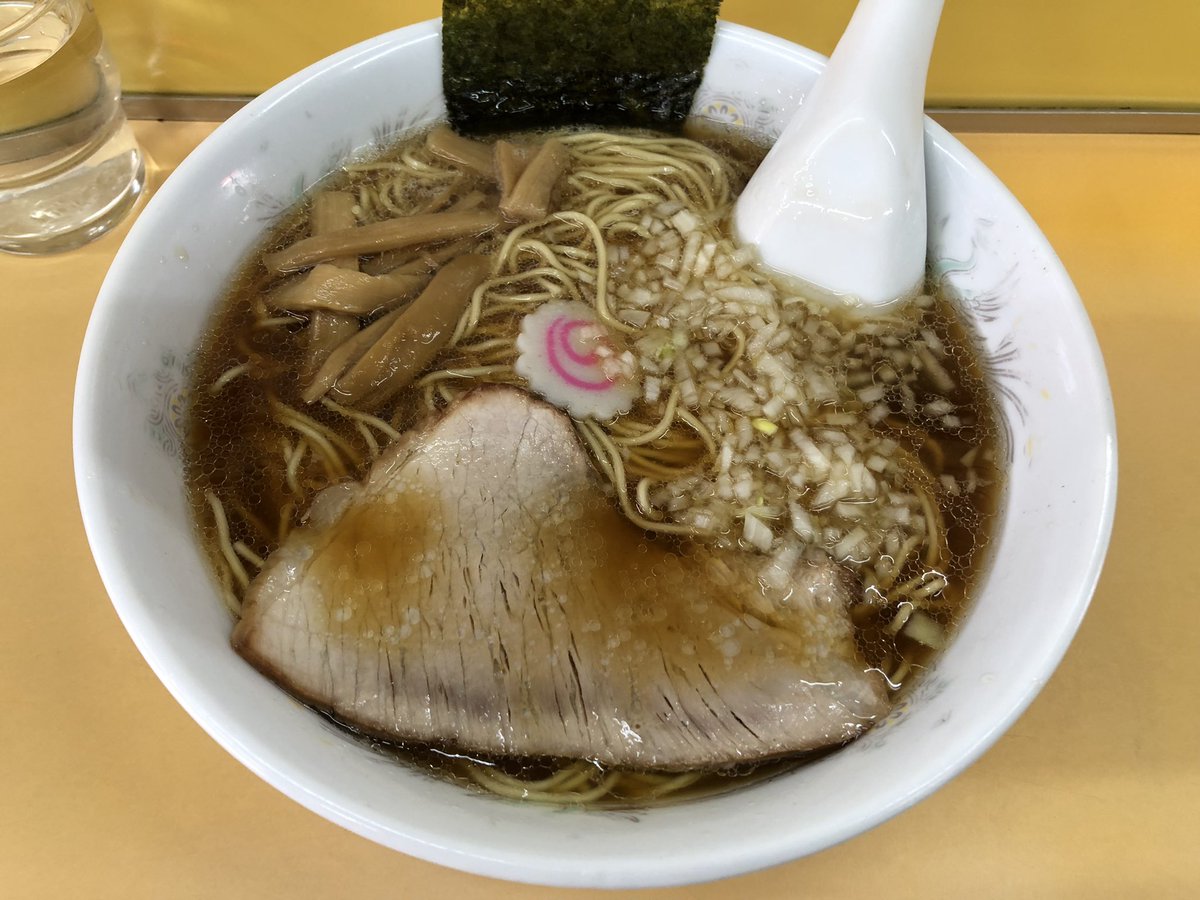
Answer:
[74, 17, 1118, 888]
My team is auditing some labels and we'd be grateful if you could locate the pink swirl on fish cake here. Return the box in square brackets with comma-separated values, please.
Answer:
[514, 300, 640, 419]
[546, 316, 612, 391]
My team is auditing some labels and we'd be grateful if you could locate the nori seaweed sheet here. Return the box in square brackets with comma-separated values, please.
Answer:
[443, 0, 721, 133]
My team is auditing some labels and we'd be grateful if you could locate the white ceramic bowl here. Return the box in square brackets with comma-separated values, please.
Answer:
[74, 19, 1116, 888]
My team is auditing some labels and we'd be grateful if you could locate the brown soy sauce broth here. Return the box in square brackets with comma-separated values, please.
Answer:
[847, 302, 1003, 684]
[184, 122, 1004, 807]
[346, 727, 832, 809]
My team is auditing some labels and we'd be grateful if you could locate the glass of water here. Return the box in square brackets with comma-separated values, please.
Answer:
[0, 0, 144, 255]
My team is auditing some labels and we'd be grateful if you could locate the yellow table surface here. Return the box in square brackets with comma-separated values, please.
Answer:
[93, 0, 1200, 108]
[1, 121, 1197, 898]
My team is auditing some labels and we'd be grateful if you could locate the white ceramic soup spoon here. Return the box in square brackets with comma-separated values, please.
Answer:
[733, 0, 945, 312]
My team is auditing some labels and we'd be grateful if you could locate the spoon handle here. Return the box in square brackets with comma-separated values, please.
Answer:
[821, 0, 945, 119]
[734, 0, 945, 310]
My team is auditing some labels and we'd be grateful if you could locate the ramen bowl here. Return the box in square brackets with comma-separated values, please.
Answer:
[73, 19, 1116, 888]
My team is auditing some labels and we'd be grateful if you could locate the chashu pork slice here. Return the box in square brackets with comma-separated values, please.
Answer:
[233, 387, 889, 770]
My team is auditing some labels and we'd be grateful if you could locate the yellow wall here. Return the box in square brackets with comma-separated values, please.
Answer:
[93, 0, 1200, 108]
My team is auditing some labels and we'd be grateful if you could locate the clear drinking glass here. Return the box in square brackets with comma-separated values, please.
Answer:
[0, 0, 144, 254]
